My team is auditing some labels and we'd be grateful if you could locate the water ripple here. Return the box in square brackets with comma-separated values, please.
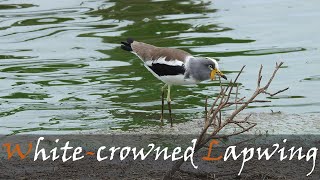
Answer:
[0, 0, 319, 135]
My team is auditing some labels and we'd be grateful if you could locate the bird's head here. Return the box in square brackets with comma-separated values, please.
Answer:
[202, 57, 227, 80]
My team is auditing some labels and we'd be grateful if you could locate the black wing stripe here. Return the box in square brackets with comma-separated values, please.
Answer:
[148, 63, 185, 76]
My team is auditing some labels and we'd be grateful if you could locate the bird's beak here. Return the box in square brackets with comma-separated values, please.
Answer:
[210, 68, 227, 80]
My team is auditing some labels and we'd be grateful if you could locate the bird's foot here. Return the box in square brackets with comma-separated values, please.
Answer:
[167, 101, 173, 127]
[160, 115, 164, 126]
[168, 117, 173, 127]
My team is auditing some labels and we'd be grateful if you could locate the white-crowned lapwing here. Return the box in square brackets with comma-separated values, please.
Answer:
[121, 38, 227, 127]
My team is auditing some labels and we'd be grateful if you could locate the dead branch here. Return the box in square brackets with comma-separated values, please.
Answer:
[226, 100, 271, 105]
[235, 84, 239, 110]
[163, 62, 289, 180]
[264, 87, 289, 97]
[204, 96, 208, 123]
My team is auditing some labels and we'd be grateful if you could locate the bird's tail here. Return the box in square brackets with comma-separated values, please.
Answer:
[121, 38, 134, 51]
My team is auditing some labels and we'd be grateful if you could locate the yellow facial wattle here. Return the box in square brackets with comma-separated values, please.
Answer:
[210, 69, 217, 80]
[210, 69, 228, 80]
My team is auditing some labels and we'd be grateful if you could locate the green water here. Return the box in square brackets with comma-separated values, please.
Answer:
[0, 0, 319, 135]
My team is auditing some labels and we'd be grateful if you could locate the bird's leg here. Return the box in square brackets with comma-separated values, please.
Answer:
[160, 84, 168, 126]
[167, 85, 173, 127]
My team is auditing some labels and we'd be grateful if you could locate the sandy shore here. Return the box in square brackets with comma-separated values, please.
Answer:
[97, 112, 320, 135]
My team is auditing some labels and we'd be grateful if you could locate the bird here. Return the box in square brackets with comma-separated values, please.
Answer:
[121, 38, 227, 127]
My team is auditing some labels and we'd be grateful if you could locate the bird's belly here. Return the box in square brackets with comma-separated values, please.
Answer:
[143, 64, 198, 85]
[159, 75, 198, 85]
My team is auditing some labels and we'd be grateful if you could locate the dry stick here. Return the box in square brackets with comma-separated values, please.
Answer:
[214, 134, 261, 149]
[199, 86, 231, 150]
[224, 65, 245, 104]
[199, 68, 246, 147]
[226, 63, 284, 126]
[213, 115, 217, 128]
[165, 71, 247, 180]
[211, 63, 286, 148]
[202, 86, 227, 139]
[257, 64, 263, 88]
[207, 90, 222, 115]
[264, 87, 289, 97]
[201, 124, 256, 150]
[263, 62, 283, 90]
[234, 122, 246, 130]
[235, 84, 239, 110]
[230, 114, 253, 124]
[216, 76, 223, 128]
[163, 62, 288, 180]
[186, 122, 258, 176]
[205, 96, 208, 124]
[201, 89, 227, 143]
[208, 85, 229, 126]
[218, 110, 222, 128]
[207, 75, 226, 116]
[244, 113, 252, 121]
[209, 66, 245, 130]
[224, 96, 246, 107]
[226, 100, 271, 105]
[219, 76, 223, 92]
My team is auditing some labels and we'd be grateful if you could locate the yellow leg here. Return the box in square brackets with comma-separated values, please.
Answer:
[167, 85, 173, 127]
[160, 84, 167, 126]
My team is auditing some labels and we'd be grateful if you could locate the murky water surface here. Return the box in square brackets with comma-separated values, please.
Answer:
[0, 0, 319, 134]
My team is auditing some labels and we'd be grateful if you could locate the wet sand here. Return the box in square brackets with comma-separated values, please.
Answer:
[98, 112, 320, 135]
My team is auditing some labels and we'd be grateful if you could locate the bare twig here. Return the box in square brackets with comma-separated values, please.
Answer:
[225, 66, 245, 104]
[163, 62, 289, 180]
[219, 75, 223, 92]
[210, 123, 257, 140]
[205, 96, 208, 123]
[263, 62, 283, 90]
[235, 84, 239, 110]
[226, 100, 271, 105]
[264, 87, 289, 97]
[257, 64, 263, 88]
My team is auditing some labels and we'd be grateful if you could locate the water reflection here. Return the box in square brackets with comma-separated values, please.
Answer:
[0, 0, 318, 135]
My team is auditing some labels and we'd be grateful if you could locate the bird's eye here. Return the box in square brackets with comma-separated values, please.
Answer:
[208, 65, 213, 69]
